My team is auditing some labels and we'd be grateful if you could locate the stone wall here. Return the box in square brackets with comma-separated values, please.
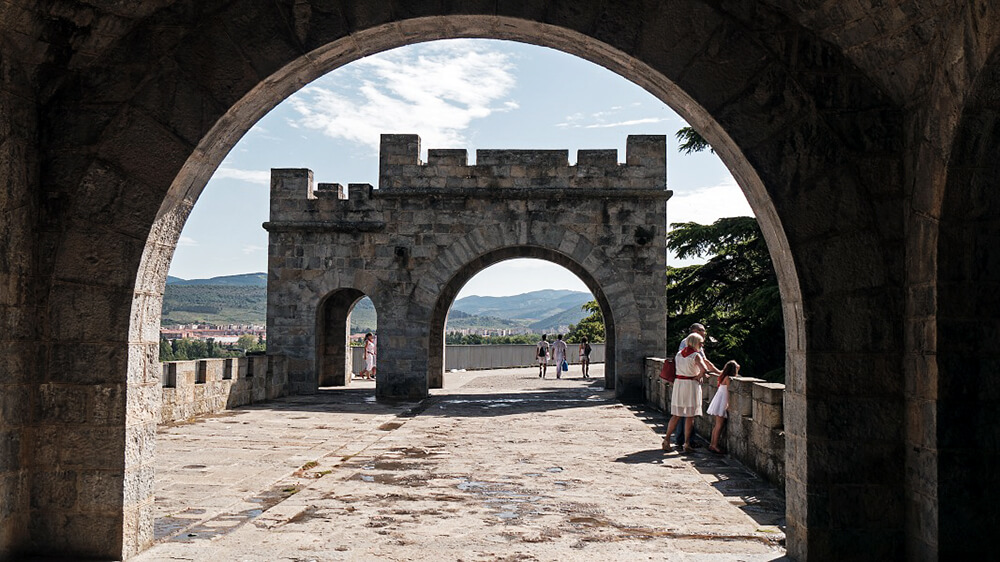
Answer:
[644, 358, 785, 489]
[266, 134, 668, 402]
[0, 50, 36, 557]
[158, 356, 285, 425]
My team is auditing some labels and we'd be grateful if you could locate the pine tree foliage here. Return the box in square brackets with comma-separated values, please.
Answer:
[675, 126, 714, 155]
[667, 217, 784, 381]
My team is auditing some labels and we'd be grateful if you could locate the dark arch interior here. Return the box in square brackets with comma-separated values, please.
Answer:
[936, 53, 1000, 554]
[428, 248, 617, 390]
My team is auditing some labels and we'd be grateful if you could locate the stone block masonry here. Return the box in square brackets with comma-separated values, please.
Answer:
[159, 356, 284, 424]
[266, 134, 670, 401]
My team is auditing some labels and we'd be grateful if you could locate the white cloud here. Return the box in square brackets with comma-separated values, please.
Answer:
[288, 40, 519, 150]
[557, 106, 670, 129]
[241, 245, 266, 255]
[177, 236, 198, 247]
[669, 176, 753, 227]
[213, 167, 270, 186]
[584, 117, 666, 129]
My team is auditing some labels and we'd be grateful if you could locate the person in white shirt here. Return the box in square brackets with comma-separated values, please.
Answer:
[551, 334, 568, 380]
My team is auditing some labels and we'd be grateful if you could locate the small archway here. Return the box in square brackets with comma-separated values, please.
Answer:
[429, 248, 617, 391]
[316, 288, 374, 387]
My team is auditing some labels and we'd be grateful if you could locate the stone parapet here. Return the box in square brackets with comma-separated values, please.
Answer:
[158, 356, 285, 425]
[378, 134, 666, 190]
[644, 357, 785, 489]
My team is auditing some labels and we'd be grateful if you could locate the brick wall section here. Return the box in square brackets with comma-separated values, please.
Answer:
[158, 357, 285, 425]
[644, 358, 785, 489]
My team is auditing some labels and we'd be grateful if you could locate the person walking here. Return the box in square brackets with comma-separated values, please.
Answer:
[551, 334, 568, 379]
[578, 336, 592, 379]
[536, 334, 551, 378]
[662, 333, 709, 453]
[707, 360, 739, 454]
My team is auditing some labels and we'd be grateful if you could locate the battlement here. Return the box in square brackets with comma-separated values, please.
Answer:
[379, 134, 666, 190]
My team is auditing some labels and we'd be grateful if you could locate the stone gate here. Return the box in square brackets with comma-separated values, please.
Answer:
[264, 134, 669, 401]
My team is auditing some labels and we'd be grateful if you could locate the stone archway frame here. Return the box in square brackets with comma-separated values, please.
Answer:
[126, 15, 808, 559]
[423, 243, 625, 391]
[315, 287, 369, 387]
[928, 41, 1000, 556]
[264, 258, 387, 395]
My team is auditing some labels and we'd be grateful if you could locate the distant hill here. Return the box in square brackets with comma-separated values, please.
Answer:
[162, 274, 593, 332]
[452, 289, 591, 323]
[162, 285, 266, 325]
[167, 272, 267, 286]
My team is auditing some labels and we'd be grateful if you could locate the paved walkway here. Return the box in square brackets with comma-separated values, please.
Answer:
[137, 365, 787, 561]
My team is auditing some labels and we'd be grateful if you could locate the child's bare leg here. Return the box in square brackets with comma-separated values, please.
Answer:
[683, 417, 694, 450]
[710, 416, 724, 451]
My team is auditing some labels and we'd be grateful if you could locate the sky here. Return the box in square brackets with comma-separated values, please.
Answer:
[170, 39, 753, 298]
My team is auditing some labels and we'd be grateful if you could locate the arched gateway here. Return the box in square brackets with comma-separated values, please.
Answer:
[265, 134, 668, 401]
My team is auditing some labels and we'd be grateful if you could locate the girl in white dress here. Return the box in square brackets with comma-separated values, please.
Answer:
[708, 360, 739, 454]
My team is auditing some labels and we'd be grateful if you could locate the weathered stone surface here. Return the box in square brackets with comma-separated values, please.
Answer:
[3, 0, 1000, 559]
[267, 134, 668, 402]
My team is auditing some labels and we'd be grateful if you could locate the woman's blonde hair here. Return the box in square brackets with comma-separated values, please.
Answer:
[684, 332, 704, 348]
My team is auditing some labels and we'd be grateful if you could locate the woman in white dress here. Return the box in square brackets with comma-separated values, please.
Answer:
[360, 333, 376, 380]
[707, 360, 739, 454]
[662, 333, 708, 453]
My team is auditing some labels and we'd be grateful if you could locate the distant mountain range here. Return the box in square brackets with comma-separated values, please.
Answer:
[162, 273, 592, 332]
[167, 273, 267, 286]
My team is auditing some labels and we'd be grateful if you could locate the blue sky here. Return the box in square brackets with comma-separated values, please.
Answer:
[170, 39, 752, 298]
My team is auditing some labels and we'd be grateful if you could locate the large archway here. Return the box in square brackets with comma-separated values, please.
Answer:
[931, 44, 1000, 557]
[429, 248, 617, 391]
[29, 5, 907, 560]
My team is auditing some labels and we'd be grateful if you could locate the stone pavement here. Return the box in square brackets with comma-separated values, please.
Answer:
[136, 365, 787, 561]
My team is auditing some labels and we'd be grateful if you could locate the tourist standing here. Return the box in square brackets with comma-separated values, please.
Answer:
[662, 333, 709, 453]
[578, 336, 592, 379]
[536, 334, 550, 378]
[551, 334, 568, 379]
[361, 332, 377, 380]
[707, 360, 739, 454]
[673, 323, 721, 449]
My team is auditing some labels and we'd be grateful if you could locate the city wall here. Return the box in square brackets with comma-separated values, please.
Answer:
[159, 356, 286, 424]
[644, 358, 785, 489]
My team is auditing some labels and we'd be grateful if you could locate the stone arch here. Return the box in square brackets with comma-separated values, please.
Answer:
[265, 246, 388, 395]
[415, 220, 644, 393]
[933, 44, 1000, 558]
[427, 248, 620, 391]
[32, 3, 907, 559]
[315, 288, 369, 387]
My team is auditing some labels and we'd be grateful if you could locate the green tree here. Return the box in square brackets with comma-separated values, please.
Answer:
[159, 337, 175, 361]
[675, 126, 713, 155]
[566, 301, 605, 343]
[671, 124, 783, 381]
[236, 334, 265, 353]
[667, 217, 784, 381]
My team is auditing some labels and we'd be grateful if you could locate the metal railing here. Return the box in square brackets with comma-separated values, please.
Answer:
[351, 343, 606, 372]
